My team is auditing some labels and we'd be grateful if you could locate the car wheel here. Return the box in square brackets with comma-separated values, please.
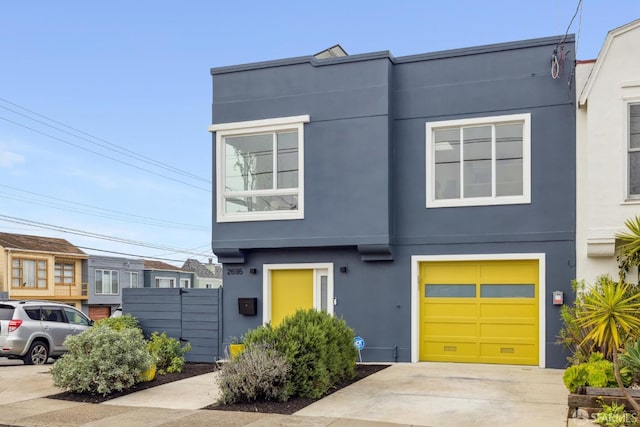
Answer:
[23, 341, 49, 365]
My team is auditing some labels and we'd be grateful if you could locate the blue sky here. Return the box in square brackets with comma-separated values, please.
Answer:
[0, 1, 638, 265]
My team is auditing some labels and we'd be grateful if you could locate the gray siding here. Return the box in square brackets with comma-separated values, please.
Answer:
[122, 287, 221, 363]
[87, 256, 144, 305]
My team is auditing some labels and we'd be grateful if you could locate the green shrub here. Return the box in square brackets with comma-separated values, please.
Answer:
[562, 353, 632, 393]
[217, 343, 291, 404]
[146, 331, 191, 374]
[94, 314, 140, 331]
[593, 401, 636, 427]
[50, 326, 153, 395]
[244, 309, 357, 399]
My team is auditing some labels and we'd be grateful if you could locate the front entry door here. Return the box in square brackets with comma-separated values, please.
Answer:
[266, 264, 333, 326]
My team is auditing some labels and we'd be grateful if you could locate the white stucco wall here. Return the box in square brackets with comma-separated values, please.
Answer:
[576, 20, 640, 285]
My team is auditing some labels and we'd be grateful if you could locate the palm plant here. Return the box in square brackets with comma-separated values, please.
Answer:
[576, 277, 640, 413]
[616, 216, 640, 282]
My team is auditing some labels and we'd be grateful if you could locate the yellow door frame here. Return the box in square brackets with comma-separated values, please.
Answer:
[410, 253, 546, 367]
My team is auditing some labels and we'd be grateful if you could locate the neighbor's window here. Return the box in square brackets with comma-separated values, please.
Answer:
[95, 270, 119, 295]
[426, 113, 531, 208]
[12, 258, 47, 288]
[629, 103, 640, 198]
[155, 277, 175, 288]
[210, 115, 309, 222]
[179, 278, 191, 288]
[55, 261, 74, 285]
[129, 272, 139, 288]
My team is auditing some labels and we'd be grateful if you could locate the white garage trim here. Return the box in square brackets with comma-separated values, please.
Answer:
[410, 253, 546, 367]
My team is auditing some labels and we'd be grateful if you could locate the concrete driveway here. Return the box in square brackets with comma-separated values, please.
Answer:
[0, 358, 568, 427]
[297, 362, 568, 427]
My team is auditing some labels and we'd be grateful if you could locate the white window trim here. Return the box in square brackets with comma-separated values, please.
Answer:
[95, 269, 119, 295]
[210, 115, 309, 223]
[155, 276, 176, 288]
[425, 113, 531, 208]
[179, 278, 191, 288]
[624, 97, 640, 200]
[128, 271, 139, 288]
[262, 263, 334, 324]
[410, 253, 546, 368]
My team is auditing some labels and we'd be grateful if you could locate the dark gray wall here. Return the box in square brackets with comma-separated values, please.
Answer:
[122, 287, 222, 363]
[211, 36, 576, 368]
[211, 56, 393, 252]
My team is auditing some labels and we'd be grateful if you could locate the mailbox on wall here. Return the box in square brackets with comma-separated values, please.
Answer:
[238, 297, 258, 316]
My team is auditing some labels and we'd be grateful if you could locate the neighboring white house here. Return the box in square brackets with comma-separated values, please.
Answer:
[181, 258, 222, 289]
[576, 19, 640, 285]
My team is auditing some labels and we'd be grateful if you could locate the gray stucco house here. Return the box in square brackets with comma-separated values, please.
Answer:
[84, 255, 144, 320]
[208, 36, 576, 368]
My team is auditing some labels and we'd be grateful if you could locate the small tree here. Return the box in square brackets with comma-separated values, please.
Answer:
[576, 277, 640, 413]
[616, 216, 640, 283]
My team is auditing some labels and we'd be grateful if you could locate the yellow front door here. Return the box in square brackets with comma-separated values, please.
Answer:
[419, 260, 539, 365]
[271, 269, 313, 326]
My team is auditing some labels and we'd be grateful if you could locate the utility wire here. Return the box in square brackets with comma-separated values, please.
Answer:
[75, 245, 189, 263]
[0, 215, 211, 257]
[0, 98, 210, 184]
[0, 115, 211, 192]
[0, 184, 207, 231]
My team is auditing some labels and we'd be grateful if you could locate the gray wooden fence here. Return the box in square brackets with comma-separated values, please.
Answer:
[121, 287, 222, 363]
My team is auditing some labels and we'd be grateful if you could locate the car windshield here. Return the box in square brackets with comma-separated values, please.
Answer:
[0, 304, 15, 320]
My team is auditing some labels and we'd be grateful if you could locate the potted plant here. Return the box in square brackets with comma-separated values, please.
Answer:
[228, 336, 245, 359]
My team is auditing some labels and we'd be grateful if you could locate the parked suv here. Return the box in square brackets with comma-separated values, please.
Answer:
[0, 300, 93, 365]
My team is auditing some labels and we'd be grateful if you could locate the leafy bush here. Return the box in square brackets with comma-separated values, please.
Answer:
[146, 331, 191, 374]
[593, 401, 636, 427]
[562, 353, 632, 393]
[50, 326, 153, 395]
[94, 313, 140, 331]
[244, 309, 357, 399]
[217, 343, 291, 404]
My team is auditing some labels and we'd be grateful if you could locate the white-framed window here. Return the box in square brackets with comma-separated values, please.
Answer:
[155, 277, 175, 288]
[426, 113, 531, 208]
[179, 278, 191, 288]
[209, 115, 309, 222]
[628, 103, 640, 198]
[129, 272, 139, 288]
[95, 270, 119, 295]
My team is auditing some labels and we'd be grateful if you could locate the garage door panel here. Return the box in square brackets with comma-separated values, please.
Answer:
[422, 341, 478, 361]
[424, 321, 478, 337]
[420, 260, 539, 366]
[480, 303, 536, 318]
[480, 342, 537, 364]
[480, 323, 537, 339]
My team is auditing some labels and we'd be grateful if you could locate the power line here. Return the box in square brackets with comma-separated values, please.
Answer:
[0, 115, 211, 192]
[0, 184, 208, 231]
[0, 215, 212, 257]
[0, 97, 210, 184]
[75, 245, 187, 263]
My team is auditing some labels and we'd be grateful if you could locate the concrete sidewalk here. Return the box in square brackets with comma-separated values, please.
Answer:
[0, 362, 568, 426]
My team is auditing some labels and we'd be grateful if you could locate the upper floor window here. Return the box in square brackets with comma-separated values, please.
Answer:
[629, 103, 640, 198]
[179, 278, 191, 288]
[210, 115, 309, 222]
[55, 261, 74, 285]
[96, 270, 119, 295]
[12, 258, 47, 288]
[426, 113, 531, 208]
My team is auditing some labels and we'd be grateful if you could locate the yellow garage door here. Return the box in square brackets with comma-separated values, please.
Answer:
[271, 269, 313, 327]
[419, 260, 539, 365]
